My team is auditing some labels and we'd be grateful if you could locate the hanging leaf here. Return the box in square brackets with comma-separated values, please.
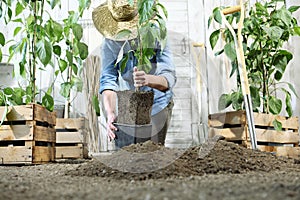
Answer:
[224, 41, 237, 61]
[42, 93, 54, 112]
[92, 95, 100, 116]
[209, 30, 220, 50]
[77, 42, 88, 60]
[60, 82, 72, 98]
[272, 119, 282, 131]
[218, 93, 232, 110]
[72, 23, 83, 41]
[0, 32, 5, 46]
[268, 96, 282, 115]
[36, 39, 53, 66]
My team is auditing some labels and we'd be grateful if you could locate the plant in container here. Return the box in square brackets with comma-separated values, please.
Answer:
[208, 0, 300, 152]
[0, 0, 90, 164]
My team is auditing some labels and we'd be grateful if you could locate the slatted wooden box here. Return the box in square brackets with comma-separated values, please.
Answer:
[209, 111, 300, 158]
[55, 118, 88, 159]
[0, 104, 56, 164]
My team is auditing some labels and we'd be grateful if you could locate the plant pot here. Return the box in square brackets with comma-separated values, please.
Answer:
[208, 110, 300, 157]
[0, 104, 56, 164]
[117, 90, 154, 125]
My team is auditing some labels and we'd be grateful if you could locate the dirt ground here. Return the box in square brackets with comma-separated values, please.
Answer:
[0, 139, 300, 200]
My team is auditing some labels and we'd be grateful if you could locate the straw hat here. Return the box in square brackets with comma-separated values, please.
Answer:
[92, 0, 138, 41]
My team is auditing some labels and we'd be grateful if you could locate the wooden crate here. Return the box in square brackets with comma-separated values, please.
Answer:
[209, 111, 300, 158]
[55, 118, 88, 159]
[0, 104, 56, 164]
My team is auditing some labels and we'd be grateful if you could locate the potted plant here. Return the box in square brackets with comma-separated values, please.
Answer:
[208, 0, 300, 150]
[0, 0, 90, 164]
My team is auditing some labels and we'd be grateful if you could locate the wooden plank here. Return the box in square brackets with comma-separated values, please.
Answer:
[55, 145, 83, 159]
[56, 131, 83, 143]
[253, 113, 299, 130]
[0, 104, 56, 125]
[33, 146, 55, 163]
[56, 118, 85, 130]
[209, 111, 246, 127]
[0, 146, 33, 164]
[33, 104, 56, 125]
[0, 124, 33, 141]
[209, 127, 247, 141]
[247, 128, 300, 144]
[33, 126, 56, 143]
[275, 147, 300, 159]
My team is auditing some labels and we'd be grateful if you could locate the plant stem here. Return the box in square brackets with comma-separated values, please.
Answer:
[32, 0, 38, 104]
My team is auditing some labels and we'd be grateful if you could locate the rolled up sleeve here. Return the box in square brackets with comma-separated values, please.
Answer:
[99, 40, 120, 94]
[156, 43, 177, 90]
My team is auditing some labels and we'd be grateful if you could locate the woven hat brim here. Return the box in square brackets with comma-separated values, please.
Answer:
[92, 3, 138, 41]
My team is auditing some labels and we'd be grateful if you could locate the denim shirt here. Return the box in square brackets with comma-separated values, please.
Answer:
[100, 38, 176, 116]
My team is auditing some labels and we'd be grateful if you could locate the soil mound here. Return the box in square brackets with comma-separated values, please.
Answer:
[66, 140, 296, 180]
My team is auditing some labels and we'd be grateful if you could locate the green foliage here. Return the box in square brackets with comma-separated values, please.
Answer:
[116, 0, 168, 73]
[209, 0, 300, 119]
[0, 0, 90, 111]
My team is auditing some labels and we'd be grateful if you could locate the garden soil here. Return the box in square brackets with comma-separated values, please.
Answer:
[1, 140, 300, 200]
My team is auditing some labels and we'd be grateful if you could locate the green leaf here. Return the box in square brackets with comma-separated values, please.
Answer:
[250, 86, 261, 109]
[213, 8, 222, 24]
[52, 21, 63, 41]
[224, 41, 236, 61]
[288, 6, 300, 13]
[218, 93, 232, 110]
[77, 42, 88, 60]
[66, 50, 73, 66]
[13, 27, 22, 36]
[272, 7, 292, 27]
[231, 91, 243, 110]
[0, 50, 2, 62]
[287, 83, 298, 98]
[36, 39, 53, 66]
[272, 119, 282, 131]
[156, 3, 168, 19]
[0, 32, 5, 46]
[268, 96, 282, 115]
[59, 59, 68, 72]
[116, 29, 132, 40]
[53, 45, 61, 56]
[71, 63, 78, 75]
[50, 0, 61, 9]
[15, 2, 25, 17]
[72, 23, 83, 41]
[285, 91, 293, 117]
[294, 27, 300, 36]
[209, 30, 220, 50]
[92, 95, 100, 116]
[71, 76, 83, 92]
[262, 26, 284, 41]
[4, 87, 13, 95]
[60, 82, 72, 98]
[42, 93, 54, 112]
[120, 54, 129, 73]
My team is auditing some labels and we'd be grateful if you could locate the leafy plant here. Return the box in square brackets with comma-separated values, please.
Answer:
[0, 0, 90, 111]
[116, 0, 168, 73]
[209, 0, 300, 117]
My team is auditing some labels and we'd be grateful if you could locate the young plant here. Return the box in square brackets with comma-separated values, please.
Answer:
[209, 0, 300, 121]
[116, 0, 168, 73]
[0, 0, 90, 112]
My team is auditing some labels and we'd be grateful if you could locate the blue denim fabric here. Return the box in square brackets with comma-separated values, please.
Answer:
[100, 38, 176, 116]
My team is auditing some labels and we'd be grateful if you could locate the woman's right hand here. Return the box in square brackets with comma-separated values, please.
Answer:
[107, 113, 117, 141]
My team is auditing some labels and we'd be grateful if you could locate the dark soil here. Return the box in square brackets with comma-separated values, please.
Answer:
[67, 140, 297, 180]
[1, 140, 300, 200]
[117, 90, 154, 125]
